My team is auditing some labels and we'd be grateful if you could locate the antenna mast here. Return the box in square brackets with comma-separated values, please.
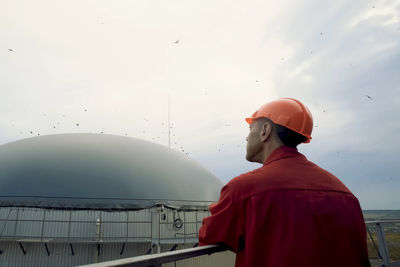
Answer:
[168, 94, 170, 148]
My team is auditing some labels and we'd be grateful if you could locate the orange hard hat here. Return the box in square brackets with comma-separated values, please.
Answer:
[245, 98, 313, 143]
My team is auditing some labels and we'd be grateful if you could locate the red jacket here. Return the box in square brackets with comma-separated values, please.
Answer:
[199, 146, 370, 267]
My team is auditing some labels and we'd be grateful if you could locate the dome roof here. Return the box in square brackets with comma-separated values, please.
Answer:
[0, 134, 223, 210]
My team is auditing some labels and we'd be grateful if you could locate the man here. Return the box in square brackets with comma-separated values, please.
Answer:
[199, 98, 370, 267]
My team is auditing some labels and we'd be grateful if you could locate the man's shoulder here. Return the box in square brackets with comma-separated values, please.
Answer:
[225, 167, 270, 196]
[228, 167, 264, 183]
[225, 156, 352, 197]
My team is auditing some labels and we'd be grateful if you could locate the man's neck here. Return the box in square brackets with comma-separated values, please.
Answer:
[260, 142, 284, 164]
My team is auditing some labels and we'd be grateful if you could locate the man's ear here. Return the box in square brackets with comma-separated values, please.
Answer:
[259, 122, 272, 142]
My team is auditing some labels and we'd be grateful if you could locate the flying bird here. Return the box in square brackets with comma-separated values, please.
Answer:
[174, 39, 179, 44]
[8, 48, 14, 52]
[366, 95, 373, 100]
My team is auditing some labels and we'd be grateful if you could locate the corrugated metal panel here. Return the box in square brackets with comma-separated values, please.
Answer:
[128, 210, 152, 242]
[100, 211, 127, 242]
[156, 209, 210, 244]
[184, 211, 200, 239]
[1, 242, 95, 267]
[159, 209, 179, 241]
[0, 208, 18, 238]
[69, 244, 97, 266]
[43, 210, 70, 239]
[97, 243, 151, 263]
[0, 242, 161, 267]
[69, 210, 101, 240]
[16, 208, 44, 238]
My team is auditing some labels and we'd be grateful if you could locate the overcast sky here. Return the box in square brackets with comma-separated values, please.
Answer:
[1, 0, 399, 209]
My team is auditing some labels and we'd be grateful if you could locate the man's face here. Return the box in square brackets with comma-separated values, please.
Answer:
[246, 121, 263, 163]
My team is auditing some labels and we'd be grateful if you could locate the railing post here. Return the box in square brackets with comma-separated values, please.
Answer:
[40, 210, 46, 242]
[13, 209, 19, 237]
[184, 211, 186, 244]
[125, 211, 129, 243]
[95, 217, 102, 263]
[96, 218, 101, 241]
[158, 209, 160, 253]
[375, 222, 390, 266]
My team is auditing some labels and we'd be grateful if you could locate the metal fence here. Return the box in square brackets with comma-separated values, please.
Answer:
[0, 207, 213, 266]
[0, 207, 209, 244]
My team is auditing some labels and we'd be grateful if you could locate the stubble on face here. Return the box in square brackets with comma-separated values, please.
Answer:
[245, 121, 263, 163]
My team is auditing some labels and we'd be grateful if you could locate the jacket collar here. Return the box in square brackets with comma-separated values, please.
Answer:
[263, 146, 301, 166]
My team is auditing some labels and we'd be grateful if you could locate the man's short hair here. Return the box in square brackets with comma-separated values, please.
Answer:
[257, 117, 307, 148]
[274, 123, 307, 148]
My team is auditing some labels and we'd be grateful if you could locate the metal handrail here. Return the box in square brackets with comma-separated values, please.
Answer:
[78, 244, 227, 267]
[365, 219, 400, 266]
[365, 219, 400, 224]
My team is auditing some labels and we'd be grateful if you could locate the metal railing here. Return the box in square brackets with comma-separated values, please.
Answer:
[0, 208, 208, 244]
[79, 244, 227, 267]
[77, 220, 400, 267]
[365, 220, 400, 267]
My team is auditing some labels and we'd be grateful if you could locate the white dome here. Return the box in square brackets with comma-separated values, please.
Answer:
[0, 134, 223, 210]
